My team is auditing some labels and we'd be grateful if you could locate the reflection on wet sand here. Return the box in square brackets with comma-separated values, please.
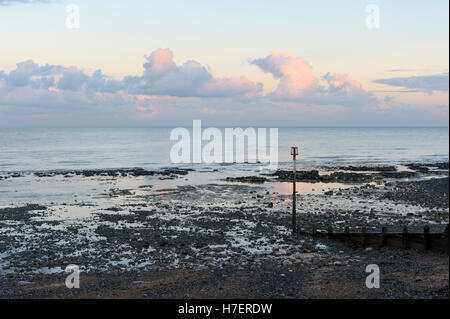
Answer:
[267, 182, 354, 196]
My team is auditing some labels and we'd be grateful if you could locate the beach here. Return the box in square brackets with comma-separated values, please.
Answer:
[0, 161, 448, 298]
[1, 0, 449, 304]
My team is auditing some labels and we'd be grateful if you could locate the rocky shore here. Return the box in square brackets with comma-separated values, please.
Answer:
[0, 162, 448, 298]
[1, 247, 448, 299]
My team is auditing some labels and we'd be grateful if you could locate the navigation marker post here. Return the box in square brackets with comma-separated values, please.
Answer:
[291, 146, 299, 234]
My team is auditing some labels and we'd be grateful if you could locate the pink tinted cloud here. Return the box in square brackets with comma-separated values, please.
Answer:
[133, 94, 161, 118]
[250, 51, 378, 108]
[143, 49, 178, 80]
[201, 107, 217, 114]
[197, 76, 262, 98]
[2, 49, 262, 100]
[128, 48, 263, 98]
[323, 73, 363, 91]
[2, 48, 446, 126]
[136, 104, 160, 116]
[250, 51, 317, 100]
[320, 72, 377, 107]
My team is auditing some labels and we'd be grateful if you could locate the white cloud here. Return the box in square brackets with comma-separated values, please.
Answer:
[126, 49, 262, 98]
[0, 49, 447, 126]
[373, 73, 449, 93]
[57, 67, 89, 91]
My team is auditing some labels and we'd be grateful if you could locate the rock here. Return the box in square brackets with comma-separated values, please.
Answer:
[225, 176, 266, 184]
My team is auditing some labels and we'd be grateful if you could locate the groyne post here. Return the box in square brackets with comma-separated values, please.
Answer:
[291, 147, 299, 234]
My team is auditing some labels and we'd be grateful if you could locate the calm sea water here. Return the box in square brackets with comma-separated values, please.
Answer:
[0, 127, 448, 172]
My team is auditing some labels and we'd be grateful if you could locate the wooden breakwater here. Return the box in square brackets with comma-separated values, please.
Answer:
[297, 225, 449, 253]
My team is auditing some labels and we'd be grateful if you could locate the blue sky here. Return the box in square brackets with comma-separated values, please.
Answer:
[0, 0, 448, 127]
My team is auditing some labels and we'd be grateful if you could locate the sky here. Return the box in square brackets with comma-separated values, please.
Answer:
[0, 0, 448, 127]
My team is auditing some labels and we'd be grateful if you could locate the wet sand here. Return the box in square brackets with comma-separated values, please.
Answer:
[0, 162, 448, 298]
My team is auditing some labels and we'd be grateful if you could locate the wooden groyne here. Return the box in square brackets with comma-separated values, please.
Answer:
[298, 224, 449, 253]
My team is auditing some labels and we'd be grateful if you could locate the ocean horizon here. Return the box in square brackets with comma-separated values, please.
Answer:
[1, 126, 448, 173]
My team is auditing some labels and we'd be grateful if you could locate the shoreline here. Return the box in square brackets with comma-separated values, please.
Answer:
[1, 248, 448, 299]
[0, 161, 448, 298]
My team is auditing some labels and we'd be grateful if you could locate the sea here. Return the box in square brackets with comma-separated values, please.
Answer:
[0, 127, 448, 173]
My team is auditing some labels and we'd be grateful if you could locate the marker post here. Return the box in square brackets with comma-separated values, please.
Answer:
[291, 146, 299, 234]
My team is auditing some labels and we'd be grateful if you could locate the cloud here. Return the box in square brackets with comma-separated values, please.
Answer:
[319, 73, 377, 108]
[0, 0, 54, 5]
[2, 60, 64, 88]
[249, 51, 317, 100]
[57, 67, 89, 91]
[142, 49, 178, 81]
[373, 73, 449, 93]
[0, 49, 264, 124]
[0, 49, 447, 126]
[197, 76, 263, 98]
[86, 70, 124, 93]
[250, 51, 377, 108]
[1, 49, 261, 98]
[126, 49, 262, 98]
